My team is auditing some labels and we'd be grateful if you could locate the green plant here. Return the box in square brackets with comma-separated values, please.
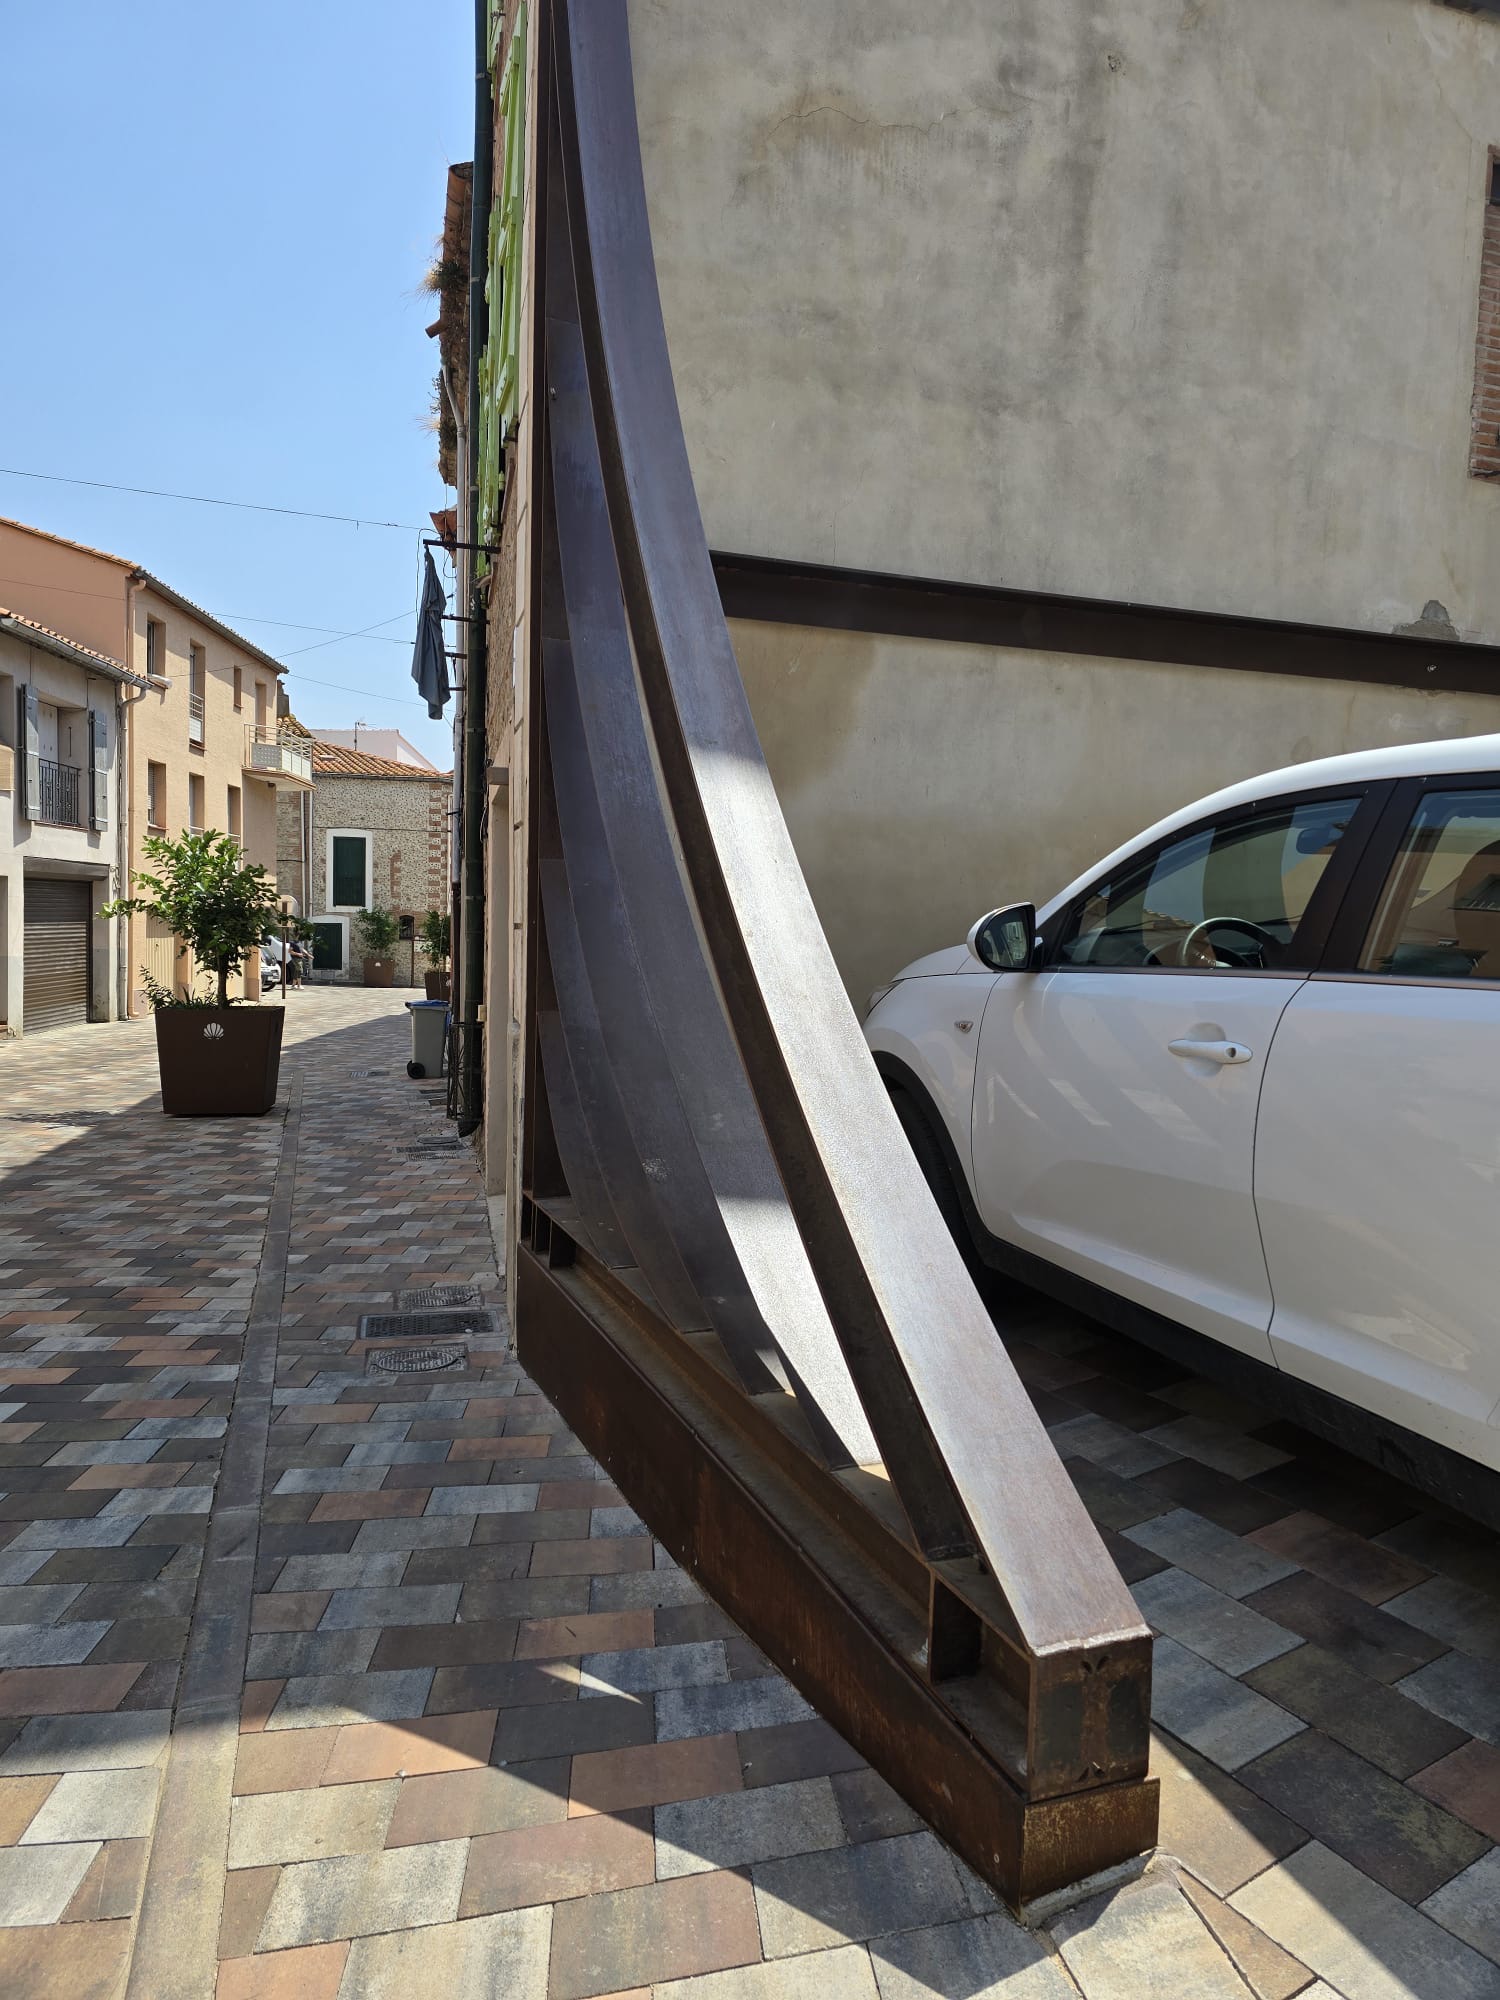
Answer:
[354, 906, 400, 959]
[418, 908, 451, 970]
[104, 832, 282, 1009]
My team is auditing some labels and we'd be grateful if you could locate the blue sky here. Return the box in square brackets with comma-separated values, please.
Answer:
[0, 1, 470, 768]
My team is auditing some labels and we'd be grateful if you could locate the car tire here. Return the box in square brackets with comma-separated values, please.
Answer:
[887, 1084, 979, 1270]
[407, 1061, 425, 1079]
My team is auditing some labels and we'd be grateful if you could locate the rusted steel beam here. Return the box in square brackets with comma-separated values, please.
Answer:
[509, 0, 1161, 1908]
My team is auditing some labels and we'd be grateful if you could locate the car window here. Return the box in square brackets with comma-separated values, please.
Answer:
[1360, 788, 1500, 981]
[1055, 795, 1361, 970]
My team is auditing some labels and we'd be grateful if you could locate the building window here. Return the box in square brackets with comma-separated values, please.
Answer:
[147, 761, 166, 831]
[1471, 153, 1500, 481]
[188, 643, 206, 748]
[233, 666, 243, 712]
[254, 680, 269, 732]
[328, 831, 371, 909]
[146, 619, 166, 679]
[311, 920, 345, 972]
[227, 784, 242, 842]
[188, 772, 205, 835]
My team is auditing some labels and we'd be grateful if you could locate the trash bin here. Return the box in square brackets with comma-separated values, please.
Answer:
[405, 1000, 449, 1079]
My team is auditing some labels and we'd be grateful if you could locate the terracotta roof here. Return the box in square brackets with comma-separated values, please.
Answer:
[0, 605, 146, 684]
[311, 740, 452, 780]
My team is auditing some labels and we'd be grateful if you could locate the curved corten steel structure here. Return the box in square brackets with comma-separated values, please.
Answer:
[515, 0, 1158, 1905]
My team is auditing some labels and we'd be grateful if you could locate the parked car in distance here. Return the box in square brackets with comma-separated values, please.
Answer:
[259, 947, 282, 991]
[864, 733, 1500, 1525]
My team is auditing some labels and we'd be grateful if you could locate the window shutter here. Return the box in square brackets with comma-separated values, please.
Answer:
[89, 708, 109, 830]
[19, 686, 40, 821]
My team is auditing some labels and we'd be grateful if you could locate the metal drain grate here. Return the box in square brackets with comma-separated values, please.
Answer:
[366, 1344, 467, 1374]
[402, 1137, 460, 1154]
[349, 1069, 381, 1079]
[359, 1310, 495, 1341]
[398, 1284, 483, 1310]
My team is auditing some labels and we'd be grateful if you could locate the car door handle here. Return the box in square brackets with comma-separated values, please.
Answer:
[1167, 1038, 1253, 1066]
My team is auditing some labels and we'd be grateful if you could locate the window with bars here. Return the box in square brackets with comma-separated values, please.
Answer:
[1470, 154, 1500, 480]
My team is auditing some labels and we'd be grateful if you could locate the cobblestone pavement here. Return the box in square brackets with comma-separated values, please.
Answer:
[0, 991, 1497, 1999]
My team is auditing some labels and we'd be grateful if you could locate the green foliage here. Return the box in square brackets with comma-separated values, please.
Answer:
[137, 969, 219, 1011]
[104, 832, 282, 1009]
[354, 905, 400, 959]
[418, 908, 451, 969]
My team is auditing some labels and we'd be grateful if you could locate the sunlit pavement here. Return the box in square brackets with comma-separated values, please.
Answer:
[0, 992, 1496, 1999]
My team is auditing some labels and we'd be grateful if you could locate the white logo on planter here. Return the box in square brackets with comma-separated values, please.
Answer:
[203, 1022, 225, 1041]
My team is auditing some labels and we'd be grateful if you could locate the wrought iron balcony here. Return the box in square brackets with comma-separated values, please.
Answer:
[38, 758, 83, 828]
[243, 723, 312, 788]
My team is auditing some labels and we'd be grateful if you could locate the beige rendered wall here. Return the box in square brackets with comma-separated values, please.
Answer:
[0, 523, 130, 660]
[630, 0, 1500, 642]
[123, 586, 282, 1008]
[733, 618, 1500, 1008]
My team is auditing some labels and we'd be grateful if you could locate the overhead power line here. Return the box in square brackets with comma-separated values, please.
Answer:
[0, 465, 427, 533]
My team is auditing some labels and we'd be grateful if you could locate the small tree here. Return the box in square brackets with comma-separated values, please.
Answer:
[104, 831, 283, 1009]
[418, 907, 451, 971]
[354, 905, 400, 961]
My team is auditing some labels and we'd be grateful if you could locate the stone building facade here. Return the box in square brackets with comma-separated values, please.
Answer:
[276, 739, 452, 985]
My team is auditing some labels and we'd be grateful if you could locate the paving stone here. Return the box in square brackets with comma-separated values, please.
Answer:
[317, 1583, 460, 1630]
[0, 1552, 48, 1586]
[580, 1641, 727, 1702]
[532, 1536, 655, 1576]
[424, 1483, 537, 1515]
[0, 1662, 144, 1714]
[589, 1568, 706, 1612]
[19, 1765, 157, 1843]
[348, 1517, 476, 1553]
[0, 1709, 169, 1774]
[1242, 1571, 1449, 1684]
[1410, 1738, 1500, 1842]
[657, 1676, 816, 1743]
[0, 1839, 100, 1924]
[1144, 1415, 1293, 1480]
[460, 1806, 654, 1917]
[319, 1710, 496, 1783]
[257, 1837, 470, 1949]
[246, 1630, 378, 1680]
[274, 1554, 409, 1591]
[1248, 1512, 1428, 1605]
[0, 1911, 132, 1997]
[1133, 1455, 1294, 1536]
[738, 1719, 865, 1789]
[547, 1869, 761, 1998]
[0, 1620, 111, 1668]
[1125, 1510, 1299, 1599]
[1243, 1642, 1469, 1779]
[1134, 1568, 1302, 1676]
[60, 1833, 149, 1922]
[336, 1905, 551, 2000]
[754, 1831, 971, 1956]
[0, 1584, 84, 1625]
[7, 1517, 142, 1550]
[216, 1940, 349, 2000]
[1175, 1869, 1314, 2000]
[492, 1692, 655, 1763]
[1383, 1574, 1500, 1665]
[869, 1913, 1074, 1999]
[656, 1775, 846, 1878]
[461, 1576, 592, 1620]
[1052, 1871, 1250, 2000]
[571, 1733, 744, 1816]
[1149, 1637, 1304, 1772]
[1421, 1846, 1500, 1963]
[1399, 1651, 1500, 1746]
[832, 1767, 923, 1844]
[658, 1950, 879, 2000]
[1049, 1413, 1182, 1478]
[227, 1779, 398, 1868]
[1238, 1730, 1488, 1903]
[265, 1668, 434, 1730]
[368, 1619, 518, 1673]
[0, 1773, 56, 1842]
[385, 1758, 569, 1845]
[1231, 1839, 1500, 2000]
[1150, 1731, 1309, 1897]
[1374, 1514, 1500, 1593]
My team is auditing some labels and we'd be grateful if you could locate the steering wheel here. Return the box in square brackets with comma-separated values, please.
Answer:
[1178, 917, 1283, 969]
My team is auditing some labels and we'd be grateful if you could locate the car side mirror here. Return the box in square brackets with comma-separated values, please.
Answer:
[968, 903, 1039, 972]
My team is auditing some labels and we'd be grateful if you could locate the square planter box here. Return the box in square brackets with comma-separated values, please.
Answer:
[154, 1005, 285, 1117]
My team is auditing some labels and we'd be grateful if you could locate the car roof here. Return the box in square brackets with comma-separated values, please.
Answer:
[1039, 731, 1500, 921]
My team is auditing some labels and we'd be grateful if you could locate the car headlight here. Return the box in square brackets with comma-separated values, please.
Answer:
[864, 982, 896, 1020]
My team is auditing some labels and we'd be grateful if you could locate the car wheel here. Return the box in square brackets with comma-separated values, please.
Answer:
[407, 1061, 425, 1079]
[887, 1084, 978, 1270]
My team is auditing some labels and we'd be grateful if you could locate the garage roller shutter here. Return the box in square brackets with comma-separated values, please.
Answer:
[23, 878, 92, 1033]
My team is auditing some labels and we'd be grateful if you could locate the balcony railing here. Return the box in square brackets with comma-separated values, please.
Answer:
[188, 690, 205, 746]
[38, 758, 83, 828]
[243, 723, 312, 787]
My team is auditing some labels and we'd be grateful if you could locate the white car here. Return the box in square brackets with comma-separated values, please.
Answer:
[863, 733, 1500, 1523]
